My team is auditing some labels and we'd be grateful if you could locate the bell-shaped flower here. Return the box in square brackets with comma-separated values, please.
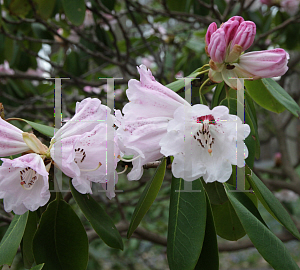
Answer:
[70, 124, 120, 199]
[0, 153, 50, 215]
[50, 98, 118, 199]
[205, 16, 289, 89]
[0, 117, 31, 157]
[50, 97, 112, 178]
[159, 105, 250, 183]
[116, 65, 189, 181]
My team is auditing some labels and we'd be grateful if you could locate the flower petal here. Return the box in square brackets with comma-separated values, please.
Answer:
[0, 153, 50, 215]
[0, 118, 30, 157]
[238, 49, 289, 78]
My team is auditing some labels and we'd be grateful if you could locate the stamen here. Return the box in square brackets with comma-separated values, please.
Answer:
[118, 155, 141, 162]
[117, 165, 128, 175]
[80, 162, 102, 172]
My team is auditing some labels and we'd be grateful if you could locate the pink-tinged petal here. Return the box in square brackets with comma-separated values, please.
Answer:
[0, 118, 30, 157]
[207, 29, 227, 63]
[123, 65, 189, 120]
[221, 20, 240, 46]
[71, 124, 120, 192]
[117, 114, 169, 181]
[230, 21, 256, 51]
[227, 16, 245, 24]
[205, 22, 218, 46]
[0, 153, 50, 214]
[54, 98, 111, 140]
[281, 0, 300, 16]
[238, 49, 289, 78]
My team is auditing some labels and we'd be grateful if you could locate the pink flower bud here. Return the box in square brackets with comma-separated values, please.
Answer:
[207, 29, 227, 63]
[230, 21, 256, 51]
[238, 48, 289, 78]
[205, 22, 217, 46]
[227, 16, 245, 24]
[221, 20, 240, 46]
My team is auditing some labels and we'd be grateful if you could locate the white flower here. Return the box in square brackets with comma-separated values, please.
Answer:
[116, 64, 189, 181]
[159, 105, 250, 183]
[50, 98, 118, 199]
[0, 153, 50, 215]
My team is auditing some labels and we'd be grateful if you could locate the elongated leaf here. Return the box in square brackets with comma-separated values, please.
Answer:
[30, 264, 44, 270]
[211, 82, 225, 108]
[62, 0, 86, 26]
[127, 158, 166, 238]
[35, 0, 56, 20]
[167, 178, 206, 270]
[33, 199, 89, 270]
[70, 182, 123, 250]
[246, 170, 300, 240]
[245, 79, 286, 114]
[25, 120, 56, 137]
[262, 78, 300, 117]
[226, 184, 300, 270]
[202, 180, 228, 205]
[212, 200, 245, 241]
[165, 69, 204, 92]
[245, 90, 260, 159]
[195, 194, 219, 270]
[0, 212, 29, 266]
[22, 211, 38, 269]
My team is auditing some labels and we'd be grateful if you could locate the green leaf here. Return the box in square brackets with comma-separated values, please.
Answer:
[22, 211, 38, 269]
[245, 90, 260, 159]
[70, 182, 123, 250]
[245, 79, 286, 114]
[212, 200, 246, 241]
[211, 82, 225, 108]
[100, 0, 115, 10]
[33, 199, 89, 270]
[262, 78, 300, 117]
[30, 264, 45, 270]
[165, 69, 204, 92]
[0, 212, 29, 266]
[62, 0, 86, 26]
[202, 180, 228, 205]
[167, 178, 206, 270]
[195, 194, 219, 270]
[9, 0, 31, 16]
[220, 98, 256, 168]
[127, 158, 166, 238]
[167, 0, 187, 12]
[24, 120, 55, 137]
[225, 184, 300, 270]
[246, 170, 300, 240]
[34, 0, 56, 20]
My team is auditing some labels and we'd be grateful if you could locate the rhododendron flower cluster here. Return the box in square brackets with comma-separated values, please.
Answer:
[0, 16, 290, 215]
[206, 16, 289, 89]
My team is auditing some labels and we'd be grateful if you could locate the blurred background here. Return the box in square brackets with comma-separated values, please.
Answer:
[0, 0, 300, 269]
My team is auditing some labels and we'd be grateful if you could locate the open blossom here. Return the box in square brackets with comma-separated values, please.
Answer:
[50, 98, 118, 198]
[0, 117, 31, 157]
[0, 153, 50, 215]
[206, 16, 289, 89]
[116, 65, 189, 180]
[160, 105, 250, 183]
